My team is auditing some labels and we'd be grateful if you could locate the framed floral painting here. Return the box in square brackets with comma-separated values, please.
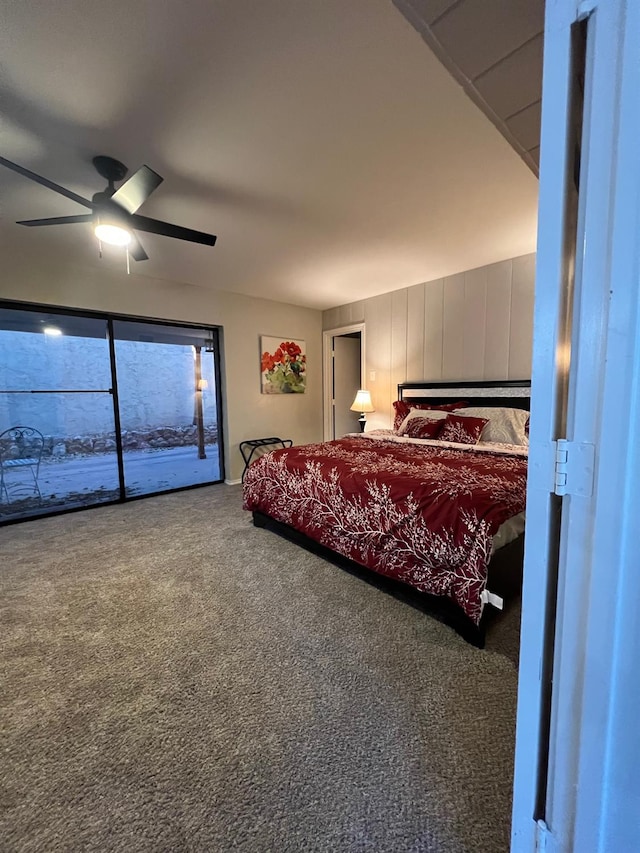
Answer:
[260, 336, 306, 394]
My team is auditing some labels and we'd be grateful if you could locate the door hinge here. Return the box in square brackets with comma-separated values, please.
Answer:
[553, 439, 595, 496]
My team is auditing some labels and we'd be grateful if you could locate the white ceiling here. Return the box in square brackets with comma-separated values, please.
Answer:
[0, 0, 538, 311]
[394, 0, 544, 172]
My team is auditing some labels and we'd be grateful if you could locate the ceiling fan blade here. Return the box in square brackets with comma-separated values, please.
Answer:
[17, 214, 94, 227]
[130, 213, 217, 246]
[110, 165, 163, 214]
[128, 233, 148, 262]
[0, 156, 93, 209]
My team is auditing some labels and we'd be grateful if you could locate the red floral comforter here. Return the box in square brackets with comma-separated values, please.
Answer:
[242, 435, 527, 624]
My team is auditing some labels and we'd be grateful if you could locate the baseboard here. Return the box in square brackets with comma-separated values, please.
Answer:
[225, 478, 242, 486]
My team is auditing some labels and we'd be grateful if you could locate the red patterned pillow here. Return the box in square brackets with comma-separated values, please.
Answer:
[402, 416, 445, 440]
[392, 400, 467, 432]
[439, 413, 489, 445]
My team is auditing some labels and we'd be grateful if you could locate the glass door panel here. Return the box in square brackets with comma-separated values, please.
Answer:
[0, 308, 120, 521]
[112, 320, 222, 497]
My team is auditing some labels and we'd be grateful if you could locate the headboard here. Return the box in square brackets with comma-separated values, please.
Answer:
[397, 379, 531, 411]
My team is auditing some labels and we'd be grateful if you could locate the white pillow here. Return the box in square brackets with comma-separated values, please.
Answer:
[398, 408, 449, 435]
[453, 406, 529, 446]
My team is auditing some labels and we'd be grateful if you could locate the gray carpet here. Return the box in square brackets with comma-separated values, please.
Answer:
[0, 485, 521, 853]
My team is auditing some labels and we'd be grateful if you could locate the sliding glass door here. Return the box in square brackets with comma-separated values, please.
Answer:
[112, 321, 221, 497]
[0, 308, 120, 521]
[0, 304, 223, 524]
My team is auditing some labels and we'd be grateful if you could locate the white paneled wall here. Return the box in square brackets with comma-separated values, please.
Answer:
[323, 253, 535, 430]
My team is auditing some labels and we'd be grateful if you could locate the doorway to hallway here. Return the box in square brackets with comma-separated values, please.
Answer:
[322, 323, 365, 440]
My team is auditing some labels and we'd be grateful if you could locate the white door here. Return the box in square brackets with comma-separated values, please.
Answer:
[512, 0, 640, 850]
[333, 335, 361, 437]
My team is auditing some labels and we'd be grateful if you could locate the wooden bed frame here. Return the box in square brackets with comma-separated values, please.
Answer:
[251, 379, 531, 647]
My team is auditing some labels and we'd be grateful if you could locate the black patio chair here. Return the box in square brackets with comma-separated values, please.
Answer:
[0, 426, 45, 505]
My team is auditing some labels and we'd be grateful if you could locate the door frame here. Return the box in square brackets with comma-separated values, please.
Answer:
[512, 0, 640, 849]
[322, 323, 366, 441]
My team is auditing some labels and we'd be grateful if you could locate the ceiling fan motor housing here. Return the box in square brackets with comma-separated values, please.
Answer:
[92, 155, 128, 185]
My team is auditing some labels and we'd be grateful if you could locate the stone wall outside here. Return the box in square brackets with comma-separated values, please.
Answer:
[0, 331, 218, 436]
[2, 425, 218, 459]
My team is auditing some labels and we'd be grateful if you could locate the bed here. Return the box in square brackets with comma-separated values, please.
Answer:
[243, 380, 530, 646]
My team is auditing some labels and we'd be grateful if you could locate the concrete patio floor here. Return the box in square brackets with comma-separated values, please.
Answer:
[1, 444, 221, 520]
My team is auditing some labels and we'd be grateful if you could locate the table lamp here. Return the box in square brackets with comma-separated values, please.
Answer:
[350, 389, 375, 431]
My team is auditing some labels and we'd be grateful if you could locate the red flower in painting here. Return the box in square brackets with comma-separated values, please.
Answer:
[261, 352, 276, 372]
[274, 347, 286, 364]
[282, 341, 302, 359]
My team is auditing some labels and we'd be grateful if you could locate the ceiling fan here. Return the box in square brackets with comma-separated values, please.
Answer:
[0, 154, 217, 261]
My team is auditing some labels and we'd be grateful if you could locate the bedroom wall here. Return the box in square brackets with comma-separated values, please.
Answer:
[323, 253, 535, 430]
[0, 250, 323, 482]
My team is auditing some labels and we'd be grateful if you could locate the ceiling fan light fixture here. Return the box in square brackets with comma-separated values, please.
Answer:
[94, 222, 132, 246]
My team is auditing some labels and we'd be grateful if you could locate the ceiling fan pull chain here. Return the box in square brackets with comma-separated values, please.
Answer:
[126, 247, 130, 275]
[98, 238, 103, 259]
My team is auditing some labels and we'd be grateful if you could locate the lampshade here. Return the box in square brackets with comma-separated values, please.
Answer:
[350, 389, 374, 413]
